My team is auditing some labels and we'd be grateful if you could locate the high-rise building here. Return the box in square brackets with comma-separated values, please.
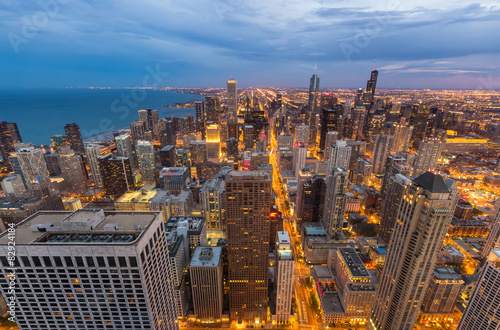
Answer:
[390, 120, 413, 153]
[354, 158, 373, 185]
[274, 231, 294, 324]
[421, 267, 464, 314]
[243, 125, 254, 149]
[308, 74, 320, 113]
[44, 153, 62, 176]
[364, 115, 385, 141]
[227, 79, 238, 119]
[351, 107, 366, 140]
[481, 199, 500, 259]
[189, 247, 224, 323]
[226, 171, 271, 323]
[324, 131, 338, 160]
[195, 100, 205, 122]
[138, 109, 159, 138]
[59, 146, 86, 195]
[292, 142, 307, 178]
[136, 140, 155, 184]
[0, 174, 26, 197]
[412, 137, 443, 176]
[159, 167, 189, 196]
[159, 145, 176, 167]
[368, 172, 458, 330]
[16, 145, 51, 195]
[409, 103, 430, 144]
[130, 120, 146, 143]
[322, 167, 348, 238]
[372, 134, 395, 175]
[205, 96, 221, 123]
[50, 134, 65, 152]
[226, 138, 238, 159]
[0, 209, 179, 330]
[295, 124, 309, 146]
[277, 133, 294, 149]
[362, 69, 378, 104]
[0, 121, 22, 170]
[84, 144, 103, 189]
[307, 113, 319, 152]
[457, 249, 500, 330]
[300, 175, 326, 224]
[190, 140, 208, 165]
[320, 108, 339, 150]
[115, 132, 135, 167]
[98, 154, 134, 196]
[64, 123, 85, 154]
[334, 247, 377, 323]
[379, 155, 411, 202]
[158, 119, 176, 148]
[200, 167, 231, 232]
[327, 140, 352, 174]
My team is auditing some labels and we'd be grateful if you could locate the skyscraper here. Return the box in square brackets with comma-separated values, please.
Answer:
[481, 199, 500, 259]
[327, 140, 352, 174]
[457, 249, 500, 330]
[205, 96, 221, 123]
[372, 134, 395, 175]
[16, 145, 51, 195]
[243, 125, 254, 149]
[138, 109, 159, 138]
[412, 137, 443, 175]
[64, 123, 85, 154]
[421, 266, 464, 314]
[362, 69, 378, 104]
[189, 247, 224, 323]
[390, 120, 413, 153]
[0, 121, 22, 170]
[274, 231, 294, 324]
[292, 142, 307, 178]
[200, 167, 231, 232]
[322, 167, 348, 238]
[59, 146, 87, 195]
[0, 209, 179, 330]
[351, 106, 366, 140]
[319, 108, 339, 150]
[368, 172, 458, 330]
[130, 120, 146, 143]
[195, 100, 205, 122]
[295, 124, 310, 146]
[379, 155, 411, 201]
[308, 74, 320, 113]
[84, 144, 103, 189]
[98, 154, 134, 196]
[324, 131, 338, 160]
[136, 140, 155, 184]
[115, 132, 135, 167]
[226, 171, 271, 323]
[227, 79, 238, 118]
[409, 103, 430, 144]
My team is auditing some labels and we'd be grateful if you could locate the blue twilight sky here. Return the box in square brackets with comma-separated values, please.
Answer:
[1, 0, 500, 89]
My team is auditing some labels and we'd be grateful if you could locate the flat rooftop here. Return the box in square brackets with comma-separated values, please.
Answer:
[190, 246, 222, 267]
[433, 266, 463, 281]
[115, 190, 158, 203]
[320, 292, 345, 315]
[338, 247, 370, 278]
[0, 209, 159, 246]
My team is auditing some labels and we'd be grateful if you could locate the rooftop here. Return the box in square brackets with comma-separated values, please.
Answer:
[413, 172, 450, 193]
[190, 246, 222, 267]
[338, 247, 370, 278]
[433, 266, 463, 281]
[115, 189, 158, 204]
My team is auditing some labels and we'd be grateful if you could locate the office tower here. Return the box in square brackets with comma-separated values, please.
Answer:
[160, 145, 176, 167]
[277, 133, 294, 149]
[354, 158, 373, 185]
[227, 79, 238, 118]
[327, 140, 352, 173]
[295, 124, 309, 146]
[364, 115, 385, 141]
[59, 146, 86, 195]
[368, 172, 457, 330]
[200, 167, 231, 231]
[178, 115, 193, 135]
[159, 167, 189, 196]
[308, 74, 320, 113]
[98, 154, 134, 196]
[136, 140, 155, 184]
[0, 209, 179, 330]
[319, 108, 339, 150]
[351, 106, 366, 140]
[379, 155, 411, 201]
[372, 134, 395, 175]
[322, 167, 348, 238]
[158, 119, 176, 147]
[243, 125, 254, 149]
[50, 134, 65, 152]
[481, 199, 500, 259]
[421, 267, 464, 314]
[457, 249, 500, 330]
[115, 132, 135, 167]
[63, 123, 84, 154]
[274, 231, 294, 324]
[226, 171, 271, 322]
[292, 142, 307, 178]
[412, 137, 443, 175]
[363, 69, 378, 104]
[182, 134, 196, 149]
[189, 247, 224, 323]
[195, 100, 205, 122]
[84, 144, 103, 189]
[1, 173, 26, 197]
[226, 138, 238, 159]
[150, 190, 194, 222]
[320, 93, 338, 110]
[0, 121, 21, 170]
[300, 175, 326, 224]
[44, 153, 62, 176]
[190, 140, 208, 165]
[174, 148, 190, 168]
[334, 248, 376, 323]
[138, 109, 159, 137]
[16, 145, 51, 195]
[205, 96, 220, 123]
[257, 131, 267, 152]
[294, 168, 314, 226]
[409, 103, 430, 144]
[307, 113, 319, 152]
[324, 131, 338, 160]
[390, 120, 413, 153]
[130, 120, 146, 143]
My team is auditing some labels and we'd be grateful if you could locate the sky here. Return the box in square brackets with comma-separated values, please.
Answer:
[1, 0, 500, 89]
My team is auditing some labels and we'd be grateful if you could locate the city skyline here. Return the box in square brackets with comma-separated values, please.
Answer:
[1, 1, 500, 89]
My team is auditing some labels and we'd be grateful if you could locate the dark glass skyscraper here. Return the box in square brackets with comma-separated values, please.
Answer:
[64, 123, 85, 154]
[308, 74, 320, 112]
